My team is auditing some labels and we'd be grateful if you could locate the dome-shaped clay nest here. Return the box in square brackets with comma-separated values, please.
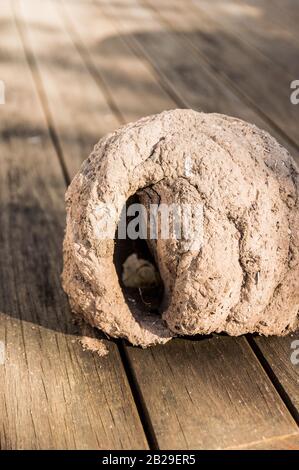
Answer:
[62, 110, 299, 347]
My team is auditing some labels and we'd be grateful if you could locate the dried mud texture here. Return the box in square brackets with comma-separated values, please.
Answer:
[80, 336, 109, 358]
[62, 109, 299, 347]
[79, 321, 109, 358]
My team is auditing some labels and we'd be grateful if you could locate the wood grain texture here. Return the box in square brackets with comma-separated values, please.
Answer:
[126, 337, 299, 449]
[253, 334, 299, 422]
[240, 434, 299, 450]
[59, 0, 299, 449]
[190, 0, 299, 78]
[235, 0, 299, 41]
[141, 0, 299, 149]
[2, 0, 298, 450]
[98, 0, 266, 124]
[97, 0, 299, 162]
[0, 0, 147, 449]
[60, 0, 173, 124]
[17, 0, 119, 180]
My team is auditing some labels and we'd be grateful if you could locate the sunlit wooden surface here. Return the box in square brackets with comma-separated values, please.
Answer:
[0, 0, 298, 449]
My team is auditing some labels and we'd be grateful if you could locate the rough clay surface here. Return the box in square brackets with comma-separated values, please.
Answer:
[78, 320, 109, 357]
[62, 109, 299, 347]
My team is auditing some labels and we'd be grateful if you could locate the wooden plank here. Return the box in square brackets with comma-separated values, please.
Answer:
[96, 0, 269, 126]
[140, 0, 299, 149]
[57, 0, 299, 449]
[59, 0, 173, 123]
[191, 0, 299, 80]
[253, 333, 299, 422]
[97, 0, 299, 162]
[239, 434, 299, 450]
[235, 0, 299, 39]
[16, 0, 120, 180]
[126, 337, 299, 449]
[0, 0, 147, 449]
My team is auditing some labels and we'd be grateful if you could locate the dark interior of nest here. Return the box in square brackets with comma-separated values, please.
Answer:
[113, 194, 164, 316]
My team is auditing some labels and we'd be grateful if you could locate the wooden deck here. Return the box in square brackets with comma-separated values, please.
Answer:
[0, 0, 299, 450]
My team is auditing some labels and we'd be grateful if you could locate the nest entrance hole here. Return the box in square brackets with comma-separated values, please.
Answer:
[113, 194, 164, 316]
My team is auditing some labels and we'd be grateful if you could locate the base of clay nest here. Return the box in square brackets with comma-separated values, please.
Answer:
[62, 109, 299, 348]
